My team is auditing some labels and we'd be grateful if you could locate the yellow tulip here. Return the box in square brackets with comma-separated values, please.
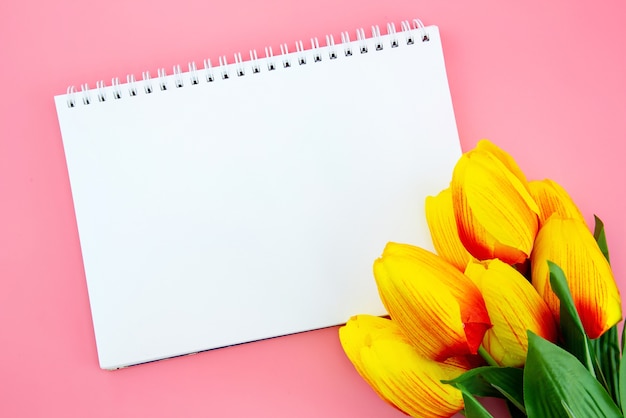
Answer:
[529, 179, 586, 226]
[451, 140, 540, 265]
[339, 315, 470, 418]
[426, 188, 473, 271]
[464, 259, 557, 367]
[531, 216, 622, 339]
[373, 242, 491, 360]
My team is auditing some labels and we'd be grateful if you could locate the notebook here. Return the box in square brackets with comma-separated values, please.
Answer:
[54, 19, 462, 369]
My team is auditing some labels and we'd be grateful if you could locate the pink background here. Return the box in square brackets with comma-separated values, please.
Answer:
[2, 0, 626, 417]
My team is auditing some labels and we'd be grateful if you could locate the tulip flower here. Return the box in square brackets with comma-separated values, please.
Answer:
[531, 216, 622, 339]
[373, 242, 491, 360]
[451, 140, 540, 265]
[426, 188, 473, 271]
[464, 258, 557, 367]
[529, 179, 586, 226]
[339, 315, 470, 418]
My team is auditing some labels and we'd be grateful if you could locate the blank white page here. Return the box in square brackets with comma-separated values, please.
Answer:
[55, 22, 461, 369]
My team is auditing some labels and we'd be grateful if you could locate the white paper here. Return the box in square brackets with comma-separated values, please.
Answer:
[55, 25, 462, 369]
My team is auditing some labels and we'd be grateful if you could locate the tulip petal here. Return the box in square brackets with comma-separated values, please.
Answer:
[531, 216, 622, 339]
[426, 188, 472, 271]
[451, 140, 539, 264]
[475, 140, 529, 185]
[529, 179, 586, 226]
[339, 315, 470, 418]
[465, 259, 557, 367]
[374, 242, 491, 360]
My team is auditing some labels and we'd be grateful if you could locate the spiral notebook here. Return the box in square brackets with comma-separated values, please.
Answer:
[54, 19, 462, 369]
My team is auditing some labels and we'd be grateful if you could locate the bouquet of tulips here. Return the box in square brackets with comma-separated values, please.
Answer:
[339, 140, 624, 417]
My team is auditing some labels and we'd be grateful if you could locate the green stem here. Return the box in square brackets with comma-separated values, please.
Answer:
[478, 345, 499, 367]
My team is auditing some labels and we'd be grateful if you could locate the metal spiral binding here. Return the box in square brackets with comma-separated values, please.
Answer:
[66, 19, 430, 108]
[279, 44, 290, 68]
[112, 78, 122, 99]
[141, 72, 152, 94]
[203, 60, 214, 82]
[295, 41, 306, 65]
[80, 84, 90, 105]
[218, 56, 229, 79]
[265, 46, 275, 71]
[188, 62, 199, 84]
[66, 86, 76, 107]
[96, 81, 107, 102]
[249, 50, 261, 74]
[311, 38, 322, 62]
[387, 22, 398, 48]
[372, 25, 383, 51]
[234, 53, 245, 76]
[173, 65, 184, 87]
[326, 35, 337, 59]
[126, 74, 137, 96]
[340, 32, 352, 56]
[356, 28, 367, 54]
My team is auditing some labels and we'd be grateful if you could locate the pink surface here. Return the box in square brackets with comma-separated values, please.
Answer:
[1, 0, 626, 417]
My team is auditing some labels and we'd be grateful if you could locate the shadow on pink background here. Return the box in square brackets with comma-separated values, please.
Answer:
[1, 0, 625, 416]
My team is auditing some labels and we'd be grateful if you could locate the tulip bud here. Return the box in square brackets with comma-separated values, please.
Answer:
[339, 315, 470, 418]
[529, 179, 586, 226]
[373, 242, 492, 360]
[465, 259, 557, 367]
[451, 140, 540, 264]
[531, 216, 622, 339]
[426, 188, 472, 271]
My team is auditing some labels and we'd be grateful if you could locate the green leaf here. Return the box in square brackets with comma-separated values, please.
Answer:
[561, 401, 577, 418]
[443, 366, 525, 413]
[524, 332, 622, 418]
[593, 215, 610, 264]
[621, 319, 626, 355]
[620, 348, 626, 414]
[548, 261, 595, 375]
[506, 400, 527, 418]
[461, 390, 496, 418]
[591, 324, 621, 405]
[591, 216, 625, 410]
[478, 345, 499, 367]
[550, 259, 622, 404]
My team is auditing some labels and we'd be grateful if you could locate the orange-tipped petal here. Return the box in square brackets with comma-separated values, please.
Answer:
[465, 259, 557, 367]
[426, 188, 473, 271]
[531, 216, 622, 339]
[451, 140, 539, 264]
[339, 315, 470, 418]
[374, 242, 491, 360]
[529, 179, 586, 226]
